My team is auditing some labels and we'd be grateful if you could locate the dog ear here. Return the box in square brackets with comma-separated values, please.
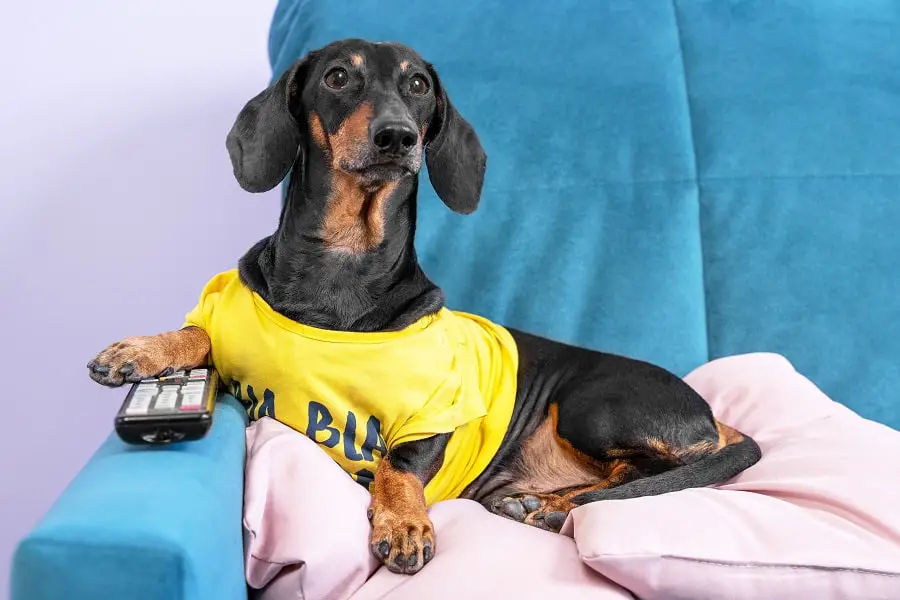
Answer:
[424, 63, 487, 214]
[226, 55, 315, 193]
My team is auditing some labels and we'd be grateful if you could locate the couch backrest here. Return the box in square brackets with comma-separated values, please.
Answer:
[267, 0, 900, 430]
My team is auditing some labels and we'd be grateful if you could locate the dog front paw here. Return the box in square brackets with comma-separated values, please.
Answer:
[87, 336, 174, 387]
[368, 504, 435, 575]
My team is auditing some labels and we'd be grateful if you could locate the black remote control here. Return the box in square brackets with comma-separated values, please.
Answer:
[114, 368, 218, 444]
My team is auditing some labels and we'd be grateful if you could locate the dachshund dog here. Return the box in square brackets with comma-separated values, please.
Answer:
[87, 39, 761, 576]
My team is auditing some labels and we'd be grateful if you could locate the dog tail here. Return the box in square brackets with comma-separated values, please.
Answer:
[571, 424, 762, 505]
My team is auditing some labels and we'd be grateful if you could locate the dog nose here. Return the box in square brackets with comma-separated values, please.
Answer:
[371, 122, 417, 157]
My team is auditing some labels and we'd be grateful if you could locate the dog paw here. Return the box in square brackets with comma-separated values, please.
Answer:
[87, 336, 173, 387]
[490, 493, 574, 533]
[368, 504, 435, 574]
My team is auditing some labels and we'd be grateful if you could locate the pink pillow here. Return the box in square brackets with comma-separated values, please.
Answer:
[567, 353, 900, 600]
[244, 353, 900, 600]
[352, 500, 630, 600]
[243, 418, 379, 600]
[244, 419, 627, 600]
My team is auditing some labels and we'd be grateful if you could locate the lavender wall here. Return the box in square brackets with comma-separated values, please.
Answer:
[0, 1, 280, 595]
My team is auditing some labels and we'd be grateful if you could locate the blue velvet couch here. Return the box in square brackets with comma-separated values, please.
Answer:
[12, 1, 900, 598]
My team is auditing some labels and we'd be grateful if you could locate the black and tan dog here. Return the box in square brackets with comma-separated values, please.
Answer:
[87, 39, 761, 575]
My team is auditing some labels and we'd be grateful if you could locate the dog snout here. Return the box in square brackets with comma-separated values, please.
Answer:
[371, 119, 418, 158]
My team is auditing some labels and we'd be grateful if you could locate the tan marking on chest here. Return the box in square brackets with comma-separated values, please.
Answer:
[321, 174, 399, 252]
[310, 102, 397, 252]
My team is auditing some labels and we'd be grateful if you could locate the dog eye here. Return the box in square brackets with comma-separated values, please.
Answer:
[409, 74, 429, 96]
[324, 68, 349, 90]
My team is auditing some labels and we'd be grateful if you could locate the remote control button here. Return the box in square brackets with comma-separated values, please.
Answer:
[181, 392, 203, 408]
[189, 369, 208, 379]
[154, 390, 178, 411]
[126, 393, 153, 415]
[130, 396, 153, 407]
[179, 405, 202, 411]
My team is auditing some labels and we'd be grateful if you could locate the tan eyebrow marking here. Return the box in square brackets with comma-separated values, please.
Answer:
[350, 54, 363, 67]
[399, 60, 409, 72]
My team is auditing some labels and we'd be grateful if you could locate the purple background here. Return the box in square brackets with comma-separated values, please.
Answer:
[0, 1, 280, 595]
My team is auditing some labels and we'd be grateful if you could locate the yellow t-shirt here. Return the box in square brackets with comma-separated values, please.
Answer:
[183, 269, 518, 505]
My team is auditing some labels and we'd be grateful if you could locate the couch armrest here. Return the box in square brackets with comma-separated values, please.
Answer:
[11, 394, 249, 600]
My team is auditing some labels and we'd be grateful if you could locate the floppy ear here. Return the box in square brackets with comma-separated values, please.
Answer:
[424, 63, 487, 214]
[226, 55, 314, 193]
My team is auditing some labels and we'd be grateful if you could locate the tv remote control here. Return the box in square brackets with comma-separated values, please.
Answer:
[114, 368, 219, 444]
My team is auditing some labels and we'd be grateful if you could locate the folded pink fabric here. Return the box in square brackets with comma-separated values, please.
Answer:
[352, 500, 629, 600]
[568, 353, 900, 600]
[243, 353, 900, 600]
[243, 419, 379, 600]
[245, 419, 628, 599]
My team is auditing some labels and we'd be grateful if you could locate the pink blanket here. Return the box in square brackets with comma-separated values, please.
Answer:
[243, 353, 900, 600]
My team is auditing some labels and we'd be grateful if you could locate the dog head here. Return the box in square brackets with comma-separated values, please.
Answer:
[226, 38, 486, 217]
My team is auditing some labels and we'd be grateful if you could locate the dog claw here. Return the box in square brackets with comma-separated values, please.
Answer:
[544, 511, 567, 531]
[369, 506, 434, 574]
[497, 499, 526, 521]
[118, 362, 135, 375]
[521, 495, 542, 513]
[490, 493, 574, 533]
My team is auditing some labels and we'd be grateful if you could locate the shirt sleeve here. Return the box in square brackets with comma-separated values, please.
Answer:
[388, 369, 488, 448]
[182, 270, 235, 331]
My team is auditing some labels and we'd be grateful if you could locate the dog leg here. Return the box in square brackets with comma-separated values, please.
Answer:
[491, 461, 639, 532]
[87, 327, 210, 386]
[368, 460, 435, 574]
[367, 433, 449, 575]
